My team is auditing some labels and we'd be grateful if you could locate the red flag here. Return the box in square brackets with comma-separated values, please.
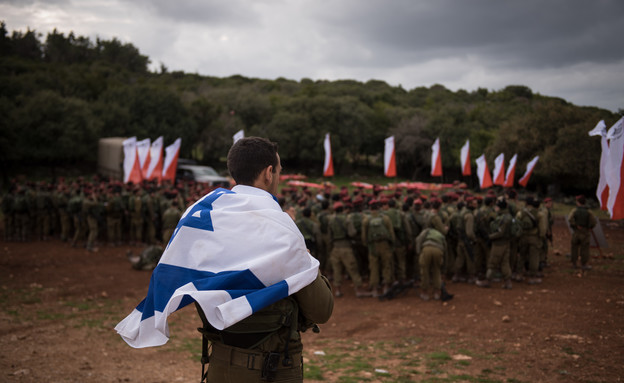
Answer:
[122, 137, 143, 184]
[492, 153, 505, 185]
[460, 139, 471, 176]
[162, 138, 181, 183]
[323, 133, 334, 177]
[384, 136, 397, 177]
[503, 154, 517, 188]
[146, 136, 164, 183]
[476, 154, 493, 189]
[606, 117, 624, 219]
[518, 156, 539, 187]
[431, 138, 442, 177]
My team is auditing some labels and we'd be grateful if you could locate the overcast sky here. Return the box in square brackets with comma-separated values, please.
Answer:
[2, 0, 623, 112]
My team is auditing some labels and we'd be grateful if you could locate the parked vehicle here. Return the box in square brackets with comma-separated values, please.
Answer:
[176, 164, 231, 187]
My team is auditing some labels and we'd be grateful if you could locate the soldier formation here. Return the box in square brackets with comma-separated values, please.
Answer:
[2, 177, 595, 299]
[0, 176, 214, 251]
[284, 182, 571, 301]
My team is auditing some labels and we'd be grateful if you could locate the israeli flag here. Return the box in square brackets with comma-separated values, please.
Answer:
[115, 185, 320, 348]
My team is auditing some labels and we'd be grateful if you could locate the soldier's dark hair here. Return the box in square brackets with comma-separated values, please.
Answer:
[321, 199, 329, 209]
[496, 198, 507, 209]
[457, 201, 465, 210]
[388, 199, 396, 208]
[432, 199, 442, 210]
[302, 207, 312, 217]
[227, 137, 278, 186]
[484, 196, 495, 206]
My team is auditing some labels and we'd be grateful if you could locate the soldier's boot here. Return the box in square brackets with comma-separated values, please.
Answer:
[475, 279, 490, 288]
[334, 287, 343, 298]
[581, 264, 592, 271]
[503, 279, 513, 289]
[354, 286, 372, 298]
[419, 292, 430, 301]
[451, 273, 460, 283]
[381, 284, 391, 296]
[371, 287, 381, 298]
[527, 277, 542, 285]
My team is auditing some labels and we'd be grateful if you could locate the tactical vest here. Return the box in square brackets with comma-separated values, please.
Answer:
[330, 214, 348, 241]
[424, 228, 445, 246]
[317, 211, 330, 234]
[573, 207, 591, 228]
[67, 195, 83, 215]
[384, 209, 402, 231]
[349, 212, 364, 236]
[13, 195, 28, 213]
[490, 213, 512, 239]
[367, 215, 390, 242]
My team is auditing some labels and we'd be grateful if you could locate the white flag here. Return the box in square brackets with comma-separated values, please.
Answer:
[146, 136, 164, 182]
[475, 154, 493, 189]
[162, 138, 182, 182]
[492, 153, 505, 186]
[504, 154, 517, 188]
[460, 139, 471, 176]
[323, 133, 334, 177]
[518, 156, 539, 187]
[384, 136, 396, 177]
[233, 130, 245, 144]
[136, 138, 151, 178]
[606, 117, 624, 219]
[122, 137, 142, 184]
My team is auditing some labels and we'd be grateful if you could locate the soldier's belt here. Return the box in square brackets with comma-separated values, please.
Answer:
[210, 342, 302, 370]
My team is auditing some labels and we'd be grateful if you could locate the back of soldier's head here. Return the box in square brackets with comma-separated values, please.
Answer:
[227, 137, 278, 186]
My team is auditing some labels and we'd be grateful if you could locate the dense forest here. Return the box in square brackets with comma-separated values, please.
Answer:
[0, 23, 620, 194]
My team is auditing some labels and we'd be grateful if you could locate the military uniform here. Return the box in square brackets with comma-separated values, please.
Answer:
[205, 272, 333, 382]
[82, 193, 100, 252]
[485, 205, 513, 288]
[161, 204, 182, 244]
[328, 209, 363, 296]
[127, 245, 164, 270]
[346, 207, 368, 279]
[1, 190, 15, 241]
[296, 215, 322, 261]
[361, 209, 395, 294]
[415, 228, 446, 299]
[129, 192, 144, 245]
[382, 203, 412, 283]
[453, 206, 476, 282]
[517, 203, 546, 282]
[568, 203, 597, 269]
[68, 192, 84, 246]
[106, 191, 124, 246]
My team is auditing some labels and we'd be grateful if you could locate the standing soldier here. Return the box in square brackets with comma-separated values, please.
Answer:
[55, 185, 71, 242]
[68, 188, 84, 247]
[328, 202, 368, 298]
[452, 198, 477, 283]
[382, 198, 412, 285]
[415, 227, 447, 300]
[474, 196, 496, 282]
[143, 188, 158, 245]
[517, 197, 546, 284]
[568, 195, 597, 270]
[346, 196, 368, 280]
[296, 207, 322, 261]
[35, 182, 52, 241]
[477, 198, 513, 289]
[361, 200, 396, 297]
[315, 199, 332, 273]
[82, 188, 100, 252]
[161, 199, 182, 244]
[541, 197, 554, 269]
[129, 187, 144, 246]
[106, 185, 124, 246]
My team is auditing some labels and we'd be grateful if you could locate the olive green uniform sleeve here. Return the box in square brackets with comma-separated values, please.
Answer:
[465, 213, 476, 241]
[294, 271, 334, 325]
[382, 215, 396, 244]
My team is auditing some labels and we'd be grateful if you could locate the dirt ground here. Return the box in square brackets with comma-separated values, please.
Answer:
[1, 216, 623, 383]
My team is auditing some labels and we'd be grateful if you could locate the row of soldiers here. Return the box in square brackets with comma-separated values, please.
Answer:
[283, 185, 558, 299]
[0, 177, 220, 250]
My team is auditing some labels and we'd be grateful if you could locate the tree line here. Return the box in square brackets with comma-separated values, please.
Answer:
[0, 23, 620, 195]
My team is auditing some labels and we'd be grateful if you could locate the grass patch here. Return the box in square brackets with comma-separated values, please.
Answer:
[303, 363, 323, 380]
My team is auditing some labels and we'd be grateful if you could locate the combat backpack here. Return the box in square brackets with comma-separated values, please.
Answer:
[367, 215, 390, 242]
[510, 217, 523, 239]
[572, 207, 591, 228]
[330, 214, 348, 241]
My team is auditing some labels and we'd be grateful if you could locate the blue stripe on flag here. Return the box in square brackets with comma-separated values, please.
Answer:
[139, 263, 276, 321]
[167, 188, 233, 246]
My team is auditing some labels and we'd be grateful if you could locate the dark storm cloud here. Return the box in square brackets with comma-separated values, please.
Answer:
[312, 0, 624, 69]
[125, 0, 260, 27]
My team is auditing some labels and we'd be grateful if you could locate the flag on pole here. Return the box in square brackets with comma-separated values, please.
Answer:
[146, 136, 164, 183]
[233, 130, 245, 144]
[136, 138, 151, 179]
[115, 185, 320, 348]
[123, 137, 142, 184]
[431, 138, 442, 177]
[518, 156, 539, 187]
[504, 154, 517, 188]
[589, 120, 609, 210]
[162, 138, 181, 183]
[384, 136, 397, 177]
[460, 139, 471, 176]
[606, 117, 624, 219]
[323, 133, 334, 177]
[492, 153, 505, 186]
[475, 154, 493, 189]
